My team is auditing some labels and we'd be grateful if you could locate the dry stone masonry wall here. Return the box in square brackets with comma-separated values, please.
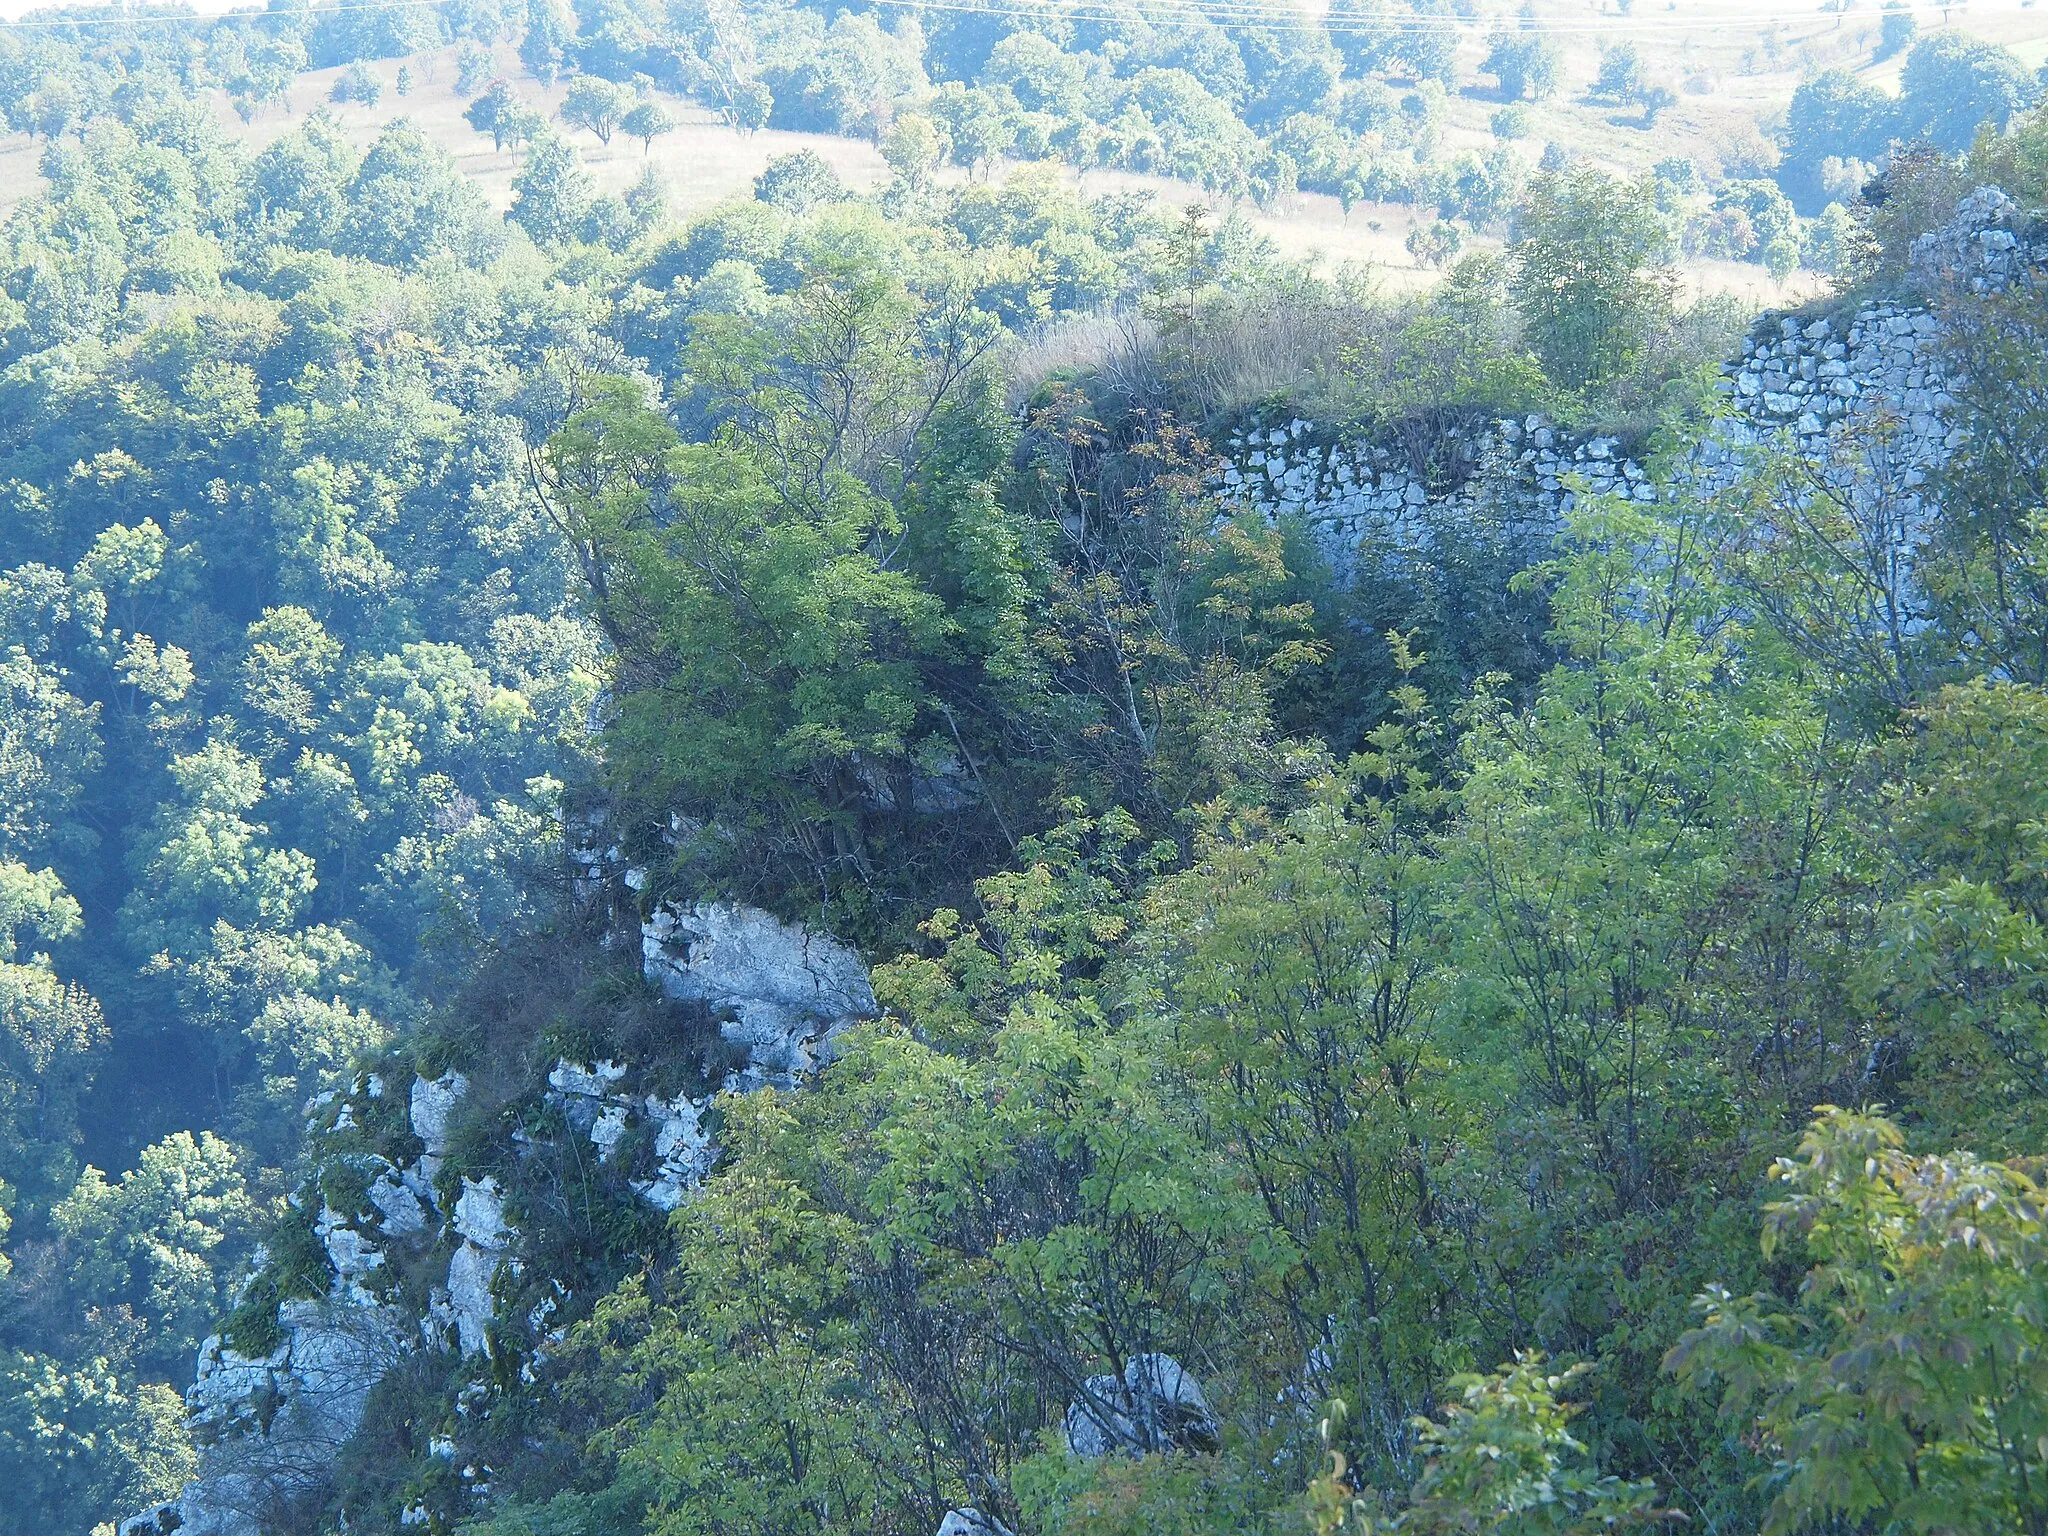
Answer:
[1222, 189, 2043, 580]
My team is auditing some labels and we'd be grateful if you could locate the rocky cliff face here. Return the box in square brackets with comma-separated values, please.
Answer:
[123, 889, 877, 1536]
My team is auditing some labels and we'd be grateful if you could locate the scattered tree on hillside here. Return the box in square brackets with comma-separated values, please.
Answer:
[1484, 30, 1562, 101]
[1406, 221, 1462, 269]
[621, 99, 675, 154]
[1592, 42, 1645, 104]
[330, 63, 382, 108]
[752, 149, 846, 213]
[562, 75, 634, 145]
[465, 78, 518, 149]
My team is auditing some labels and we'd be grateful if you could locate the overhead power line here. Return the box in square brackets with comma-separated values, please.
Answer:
[0, 0, 2015, 38]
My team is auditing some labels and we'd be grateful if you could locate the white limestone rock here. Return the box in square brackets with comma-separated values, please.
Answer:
[1063, 1352, 1219, 1457]
[368, 1170, 428, 1237]
[631, 1092, 717, 1211]
[641, 901, 879, 1084]
[410, 1071, 468, 1178]
[454, 1176, 509, 1249]
[937, 1511, 1015, 1536]
[316, 1206, 384, 1304]
[590, 1100, 630, 1160]
[153, 1297, 407, 1535]
[446, 1240, 501, 1357]
[547, 1058, 626, 1099]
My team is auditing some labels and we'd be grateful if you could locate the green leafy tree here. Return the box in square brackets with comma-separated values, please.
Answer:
[561, 74, 633, 144]
[615, 1098, 907, 1536]
[51, 1131, 259, 1377]
[508, 132, 592, 245]
[0, 644, 101, 862]
[1670, 1107, 2048, 1536]
[249, 109, 361, 246]
[752, 148, 845, 214]
[530, 369, 956, 891]
[1509, 167, 1670, 391]
[520, 0, 571, 84]
[338, 122, 495, 267]
[465, 77, 522, 149]
[1878, 1, 1916, 60]
[1860, 681, 2048, 1149]
[0, 861, 102, 1189]
[121, 739, 317, 963]
[927, 82, 1017, 177]
[880, 111, 944, 193]
[1591, 43, 1644, 104]
[1483, 31, 1562, 102]
[621, 98, 674, 154]
[1782, 70, 1889, 209]
[0, 1350, 194, 1526]
[331, 62, 383, 108]
[1145, 669, 1464, 1477]
[1897, 32, 2040, 151]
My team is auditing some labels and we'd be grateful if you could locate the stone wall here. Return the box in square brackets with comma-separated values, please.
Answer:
[1220, 188, 2041, 578]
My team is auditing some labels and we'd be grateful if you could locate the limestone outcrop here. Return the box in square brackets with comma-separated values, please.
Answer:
[641, 899, 880, 1086]
[131, 885, 880, 1534]
[936, 1510, 1016, 1536]
[1063, 1352, 1219, 1457]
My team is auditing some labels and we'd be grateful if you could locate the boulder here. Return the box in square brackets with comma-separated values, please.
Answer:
[1063, 1352, 1218, 1457]
[368, 1169, 428, 1237]
[453, 1176, 509, 1248]
[445, 1241, 501, 1357]
[546, 1058, 626, 1100]
[409, 1071, 468, 1177]
[936, 1510, 1014, 1536]
[641, 901, 878, 1084]
[446, 1176, 515, 1357]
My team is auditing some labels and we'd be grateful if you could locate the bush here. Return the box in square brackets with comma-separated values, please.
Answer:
[331, 63, 382, 107]
[1407, 221, 1462, 269]
[752, 149, 846, 214]
[1490, 104, 1531, 139]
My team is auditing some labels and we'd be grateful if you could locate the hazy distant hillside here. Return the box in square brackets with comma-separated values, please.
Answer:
[6, 0, 2044, 295]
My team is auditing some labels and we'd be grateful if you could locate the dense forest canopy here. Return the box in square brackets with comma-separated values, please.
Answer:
[4, 3, 2048, 1535]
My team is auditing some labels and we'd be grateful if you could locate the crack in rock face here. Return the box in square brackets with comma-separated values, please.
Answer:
[640, 901, 880, 1086]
